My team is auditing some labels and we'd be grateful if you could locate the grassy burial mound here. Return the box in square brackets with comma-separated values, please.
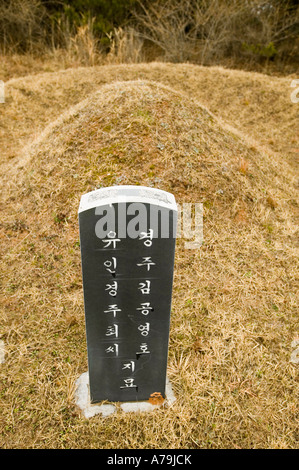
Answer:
[0, 80, 298, 448]
[1, 63, 298, 173]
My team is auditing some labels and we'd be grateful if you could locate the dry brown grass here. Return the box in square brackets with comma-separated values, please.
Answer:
[0, 62, 298, 174]
[0, 66, 298, 449]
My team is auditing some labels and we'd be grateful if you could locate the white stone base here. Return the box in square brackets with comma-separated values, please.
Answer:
[75, 371, 176, 418]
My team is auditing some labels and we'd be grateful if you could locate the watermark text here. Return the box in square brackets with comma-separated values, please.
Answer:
[290, 79, 299, 103]
[0, 80, 4, 103]
[95, 202, 203, 249]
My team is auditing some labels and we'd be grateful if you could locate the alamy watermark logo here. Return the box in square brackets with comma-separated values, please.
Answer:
[0, 80, 5, 103]
[177, 203, 203, 249]
[94, 202, 203, 249]
[0, 340, 5, 364]
[290, 79, 299, 104]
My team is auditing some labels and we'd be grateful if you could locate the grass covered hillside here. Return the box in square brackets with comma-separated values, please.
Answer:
[1, 63, 298, 172]
[0, 68, 298, 448]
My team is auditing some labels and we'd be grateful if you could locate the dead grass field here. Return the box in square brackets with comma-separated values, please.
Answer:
[0, 62, 298, 449]
[1, 62, 298, 172]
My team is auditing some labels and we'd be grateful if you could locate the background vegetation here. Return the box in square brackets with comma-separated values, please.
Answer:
[0, 0, 298, 74]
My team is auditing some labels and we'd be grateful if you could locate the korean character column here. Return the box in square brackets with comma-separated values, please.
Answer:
[101, 231, 122, 360]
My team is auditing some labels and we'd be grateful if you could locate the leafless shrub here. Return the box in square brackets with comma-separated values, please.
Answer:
[132, 0, 195, 62]
[132, 0, 299, 65]
[132, 0, 245, 63]
[0, 0, 48, 53]
[0, 0, 298, 70]
[238, 1, 299, 63]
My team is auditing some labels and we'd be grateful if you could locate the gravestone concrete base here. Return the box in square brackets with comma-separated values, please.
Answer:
[75, 371, 176, 419]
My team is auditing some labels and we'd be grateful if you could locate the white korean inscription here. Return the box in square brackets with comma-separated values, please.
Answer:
[105, 324, 119, 337]
[136, 302, 154, 315]
[139, 228, 153, 247]
[120, 378, 137, 389]
[136, 342, 150, 354]
[105, 344, 119, 356]
[122, 360, 136, 372]
[104, 304, 121, 318]
[104, 257, 117, 275]
[102, 230, 121, 249]
[138, 322, 150, 336]
[138, 280, 151, 294]
[105, 281, 118, 296]
[137, 256, 156, 271]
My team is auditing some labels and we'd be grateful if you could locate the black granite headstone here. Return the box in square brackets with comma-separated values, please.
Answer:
[78, 186, 177, 403]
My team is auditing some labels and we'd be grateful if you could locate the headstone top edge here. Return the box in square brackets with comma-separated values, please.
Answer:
[78, 185, 177, 214]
